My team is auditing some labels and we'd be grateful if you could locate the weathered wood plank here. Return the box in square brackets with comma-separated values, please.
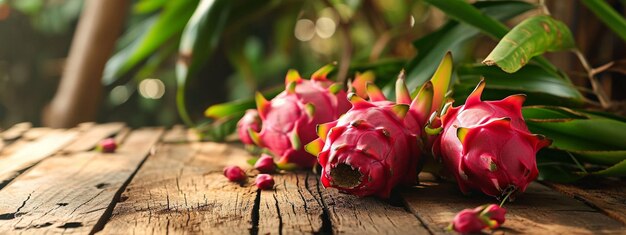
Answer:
[99, 142, 256, 234]
[402, 175, 626, 234]
[161, 125, 188, 143]
[0, 128, 163, 234]
[258, 172, 324, 234]
[62, 122, 125, 153]
[21, 127, 53, 141]
[0, 122, 31, 140]
[319, 179, 428, 234]
[0, 129, 79, 187]
[546, 179, 626, 225]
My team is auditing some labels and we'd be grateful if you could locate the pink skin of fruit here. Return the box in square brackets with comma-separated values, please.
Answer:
[435, 80, 551, 197]
[255, 174, 275, 190]
[452, 208, 486, 234]
[237, 109, 262, 145]
[254, 154, 277, 173]
[223, 166, 247, 182]
[306, 76, 432, 198]
[451, 204, 507, 233]
[483, 204, 506, 228]
[246, 67, 351, 169]
[98, 138, 117, 153]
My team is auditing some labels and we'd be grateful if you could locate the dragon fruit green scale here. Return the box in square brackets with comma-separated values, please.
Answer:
[246, 66, 351, 169]
[435, 80, 551, 197]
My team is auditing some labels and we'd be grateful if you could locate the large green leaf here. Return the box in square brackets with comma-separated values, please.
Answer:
[524, 106, 626, 151]
[176, 0, 233, 126]
[582, 0, 626, 42]
[424, 0, 511, 39]
[483, 15, 576, 73]
[403, 0, 535, 91]
[454, 64, 584, 106]
[522, 106, 626, 176]
[103, 0, 199, 86]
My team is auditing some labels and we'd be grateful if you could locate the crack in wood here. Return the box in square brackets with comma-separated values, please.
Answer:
[312, 173, 333, 235]
[250, 189, 261, 235]
[273, 193, 283, 235]
[0, 192, 31, 220]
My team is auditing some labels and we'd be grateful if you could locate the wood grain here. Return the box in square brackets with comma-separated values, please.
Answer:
[0, 128, 163, 234]
[62, 122, 125, 153]
[319, 179, 428, 234]
[258, 172, 325, 234]
[0, 129, 79, 187]
[546, 179, 626, 225]
[402, 174, 626, 234]
[0, 122, 31, 140]
[99, 142, 255, 234]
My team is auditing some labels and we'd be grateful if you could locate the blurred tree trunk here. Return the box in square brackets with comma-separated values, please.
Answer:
[44, 0, 128, 128]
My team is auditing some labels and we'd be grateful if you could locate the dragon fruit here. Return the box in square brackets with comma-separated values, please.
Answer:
[435, 80, 551, 197]
[305, 53, 453, 198]
[237, 109, 261, 145]
[244, 66, 351, 169]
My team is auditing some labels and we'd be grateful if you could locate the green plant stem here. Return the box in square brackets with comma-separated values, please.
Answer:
[176, 87, 195, 127]
[567, 151, 589, 174]
[539, 0, 551, 15]
[574, 49, 610, 108]
[499, 189, 515, 207]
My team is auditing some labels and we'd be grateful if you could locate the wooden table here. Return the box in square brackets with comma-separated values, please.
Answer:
[0, 123, 624, 234]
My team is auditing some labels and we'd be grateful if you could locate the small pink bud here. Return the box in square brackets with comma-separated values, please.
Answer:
[98, 138, 117, 153]
[450, 204, 507, 233]
[224, 166, 247, 182]
[482, 204, 506, 228]
[255, 174, 274, 190]
[451, 208, 485, 234]
[254, 154, 276, 173]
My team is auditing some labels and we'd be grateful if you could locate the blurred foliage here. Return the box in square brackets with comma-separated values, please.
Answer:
[0, 0, 81, 127]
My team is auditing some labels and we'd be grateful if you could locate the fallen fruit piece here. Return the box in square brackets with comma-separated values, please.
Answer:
[223, 166, 247, 182]
[255, 174, 275, 190]
[450, 204, 506, 234]
[97, 138, 117, 153]
[254, 154, 276, 173]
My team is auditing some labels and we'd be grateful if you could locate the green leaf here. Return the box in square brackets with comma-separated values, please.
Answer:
[133, 0, 168, 14]
[536, 149, 586, 182]
[483, 15, 576, 73]
[581, 0, 626, 42]
[205, 87, 281, 119]
[455, 64, 584, 106]
[403, 0, 535, 91]
[103, 0, 199, 86]
[424, 0, 512, 39]
[592, 159, 626, 176]
[176, 0, 233, 126]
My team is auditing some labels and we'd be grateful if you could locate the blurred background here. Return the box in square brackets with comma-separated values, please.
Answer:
[0, 0, 624, 130]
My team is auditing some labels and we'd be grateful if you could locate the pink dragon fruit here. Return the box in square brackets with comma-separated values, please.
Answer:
[237, 109, 261, 145]
[245, 66, 351, 169]
[305, 53, 453, 198]
[435, 80, 551, 197]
